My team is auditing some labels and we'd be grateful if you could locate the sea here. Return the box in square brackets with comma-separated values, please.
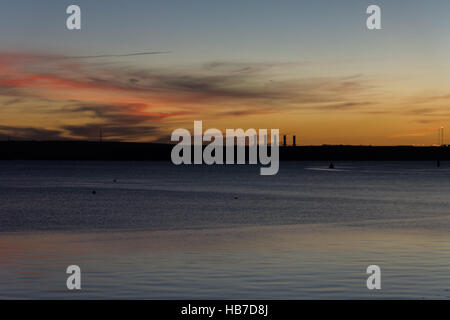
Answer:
[0, 161, 449, 299]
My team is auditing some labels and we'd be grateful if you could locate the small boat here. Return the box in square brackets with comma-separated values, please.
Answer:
[329, 162, 335, 169]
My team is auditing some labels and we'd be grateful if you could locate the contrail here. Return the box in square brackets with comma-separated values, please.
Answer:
[63, 51, 171, 59]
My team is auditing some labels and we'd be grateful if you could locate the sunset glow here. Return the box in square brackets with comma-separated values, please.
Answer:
[1, 0, 450, 145]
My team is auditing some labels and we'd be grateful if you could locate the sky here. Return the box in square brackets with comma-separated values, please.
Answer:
[1, 0, 450, 145]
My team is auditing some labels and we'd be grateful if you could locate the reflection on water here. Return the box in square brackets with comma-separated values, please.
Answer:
[0, 161, 450, 299]
[1, 225, 450, 299]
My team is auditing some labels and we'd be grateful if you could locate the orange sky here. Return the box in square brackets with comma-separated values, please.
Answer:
[3, 1, 450, 145]
[0, 51, 449, 145]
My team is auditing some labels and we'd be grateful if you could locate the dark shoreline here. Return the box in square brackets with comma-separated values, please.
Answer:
[1, 141, 449, 161]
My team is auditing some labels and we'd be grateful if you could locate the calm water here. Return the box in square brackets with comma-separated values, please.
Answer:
[0, 161, 450, 299]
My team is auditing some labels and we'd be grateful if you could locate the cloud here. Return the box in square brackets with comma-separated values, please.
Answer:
[63, 51, 170, 59]
[1, 52, 376, 108]
[0, 52, 373, 108]
[217, 107, 276, 117]
[2, 98, 25, 106]
[61, 102, 176, 123]
[62, 123, 161, 141]
[0, 125, 64, 140]
[307, 101, 376, 111]
[0, 51, 380, 141]
[389, 132, 429, 138]
[56, 102, 177, 141]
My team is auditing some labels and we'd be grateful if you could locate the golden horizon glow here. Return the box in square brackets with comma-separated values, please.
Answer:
[1, 51, 449, 146]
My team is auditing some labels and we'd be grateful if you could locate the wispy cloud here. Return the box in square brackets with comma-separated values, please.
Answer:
[0, 125, 64, 140]
[389, 132, 430, 138]
[64, 51, 170, 59]
[62, 123, 161, 141]
[0, 51, 380, 141]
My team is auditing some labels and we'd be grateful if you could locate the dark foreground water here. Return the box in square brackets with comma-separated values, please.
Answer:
[0, 161, 449, 299]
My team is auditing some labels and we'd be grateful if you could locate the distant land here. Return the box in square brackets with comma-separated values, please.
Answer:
[1, 141, 450, 161]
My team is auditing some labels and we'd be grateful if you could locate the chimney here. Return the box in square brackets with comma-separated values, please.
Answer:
[293, 135, 296, 146]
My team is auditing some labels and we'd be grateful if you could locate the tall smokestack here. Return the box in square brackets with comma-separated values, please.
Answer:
[293, 135, 296, 146]
[283, 135, 287, 147]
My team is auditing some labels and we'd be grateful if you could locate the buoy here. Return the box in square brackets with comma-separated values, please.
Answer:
[329, 162, 335, 169]
[92, 190, 96, 195]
